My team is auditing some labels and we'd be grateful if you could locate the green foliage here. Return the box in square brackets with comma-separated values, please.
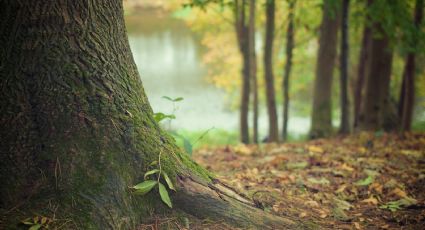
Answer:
[158, 182, 173, 208]
[354, 175, 374, 186]
[379, 197, 418, 212]
[132, 153, 175, 208]
[21, 216, 52, 230]
[153, 112, 176, 123]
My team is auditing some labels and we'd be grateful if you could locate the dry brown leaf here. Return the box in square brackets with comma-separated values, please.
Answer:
[354, 222, 361, 230]
[340, 163, 355, 171]
[336, 185, 347, 193]
[308, 145, 324, 154]
[299, 212, 307, 218]
[360, 196, 378, 205]
[390, 187, 408, 198]
[370, 183, 383, 194]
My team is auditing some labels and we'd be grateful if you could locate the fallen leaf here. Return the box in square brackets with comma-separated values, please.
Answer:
[390, 188, 408, 198]
[354, 222, 361, 229]
[361, 196, 378, 205]
[308, 145, 324, 154]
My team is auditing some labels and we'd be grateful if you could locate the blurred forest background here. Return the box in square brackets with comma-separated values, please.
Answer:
[123, 0, 425, 148]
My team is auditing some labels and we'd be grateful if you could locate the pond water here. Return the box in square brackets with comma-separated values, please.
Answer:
[125, 10, 310, 138]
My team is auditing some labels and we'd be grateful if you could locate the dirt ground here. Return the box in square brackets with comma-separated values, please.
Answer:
[190, 132, 425, 229]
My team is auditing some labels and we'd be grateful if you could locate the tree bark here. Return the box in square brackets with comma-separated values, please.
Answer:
[0, 1, 301, 228]
[353, 26, 371, 129]
[248, 0, 259, 143]
[282, 0, 296, 141]
[358, 24, 394, 131]
[310, 0, 340, 139]
[264, 0, 279, 142]
[235, 0, 251, 144]
[398, 0, 424, 132]
[339, 0, 350, 134]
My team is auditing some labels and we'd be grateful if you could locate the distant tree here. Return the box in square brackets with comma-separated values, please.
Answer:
[310, 0, 340, 138]
[282, 0, 296, 141]
[233, 0, 251, 143]
[353, 23, 371, 129]
[0, 0, 298, 228]
[358, 5, 394, 131]
[264, 0, 279, 142]
[398, 0, 424, 132]
[339, 0, 350, 134]
[248, 0, 259, 143]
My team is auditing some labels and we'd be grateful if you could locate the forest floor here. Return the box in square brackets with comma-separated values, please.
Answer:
[189, 132, 425, 229]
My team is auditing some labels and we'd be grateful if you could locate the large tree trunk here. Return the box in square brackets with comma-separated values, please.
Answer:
[235, 0, 251, 144]
[264, 0, 279, 142]
[282, 0, 296, 142]
[248, 0, 259, 143]
[398, 0, 423, 132]
[358, 24, 394, 131]
[0, 1, 300, 229]
[353, 25, 371, 129]
[310, 0, 340, 139]
[339, 0, 350, 134]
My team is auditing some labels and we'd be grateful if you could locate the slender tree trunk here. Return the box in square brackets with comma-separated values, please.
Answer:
[353, 26, 371, 129]
[339, 0, 350, 134]
[310, 0, 340, 139]
[235, 0, 251, 144]
[358, 24, 393, 131]
[282, 0, 296, 141]
[0, 1, 300, 228]
[248, 0, 259, 143]
[264, 0, 279, 142]
[399, 0, 424, 131]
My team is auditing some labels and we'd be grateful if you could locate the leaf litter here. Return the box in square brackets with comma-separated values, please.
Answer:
[193, 132, 425, 229]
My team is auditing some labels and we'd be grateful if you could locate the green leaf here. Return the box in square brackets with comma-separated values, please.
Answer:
[161, 96, 173, 101]
[21, 218, 33, 225]
[355, 175, 374, 186]
[153, 112, 176, 122]
[161, 96, 184, 102]
[132, 180, 157, 195]
[183, 137, 193, 156]
[149, 161, 158, 166]
[144, 169, 159, 179]
[158, 182, 173, 208]
[29, 224, 41, 230]
[162, 172, 176, 191]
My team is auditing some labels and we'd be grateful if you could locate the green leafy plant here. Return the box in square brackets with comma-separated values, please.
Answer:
[379, 197, 418, 212]
[21, 216, 52, 230]
[131, 151, 175, 208]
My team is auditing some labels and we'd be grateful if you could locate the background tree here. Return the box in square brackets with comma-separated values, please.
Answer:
[249, 0, 259, 143]
[282, 0, 296, 141]
[264, 0, 279, 142]
[358, 0, 401, 131]
[339, 0, 350, 134]
[310, 0, 340, 138]
[353, 20, 371, 129]
[398, 0, 424, 132]
[0, 0, 298, 228]
[234, 0, 251, 143]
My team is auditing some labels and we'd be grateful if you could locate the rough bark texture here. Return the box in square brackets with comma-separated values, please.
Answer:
[248, 0, 259, 143]
[339, 0, 350, 134]
[0, 1, 302, 229]
[310, 0, 340, 139]
[398, 0, 423, 132]
[353, 26, 371, 129]
[358, 24, 394, 131]
[235, 0, 251, 144]
[264, 0, 279, 142]
[282, 0, 295, 142]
